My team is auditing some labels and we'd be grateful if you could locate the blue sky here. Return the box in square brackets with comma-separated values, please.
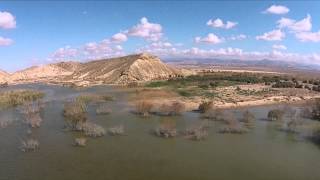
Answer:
[0, 1, 320, 72]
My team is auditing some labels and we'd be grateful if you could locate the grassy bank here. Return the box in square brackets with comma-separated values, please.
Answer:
[0, 90, 44, 109]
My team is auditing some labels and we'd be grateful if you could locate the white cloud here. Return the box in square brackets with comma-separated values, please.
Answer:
[0, 11, 16, 29]
[229, 34, 247, 40]
[195, 33, 223, 44]
[295, 31, 320, 42]
[111, 32, 128, 43]
[0, 36, 13, 46]
[256, 29, 285, 41]
[277, 14, 312, 32]
[50, 46, 78, 61]
[126, 17, 162, 41]
[264, 5, 289, 15]
[272, 44, 287, 50]
[207, 18, 237, 29]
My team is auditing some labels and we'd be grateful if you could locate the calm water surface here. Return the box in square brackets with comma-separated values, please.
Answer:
[0, 84, 320, 180]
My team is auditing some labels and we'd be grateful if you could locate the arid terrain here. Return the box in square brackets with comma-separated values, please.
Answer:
[1, 53, 320, 110]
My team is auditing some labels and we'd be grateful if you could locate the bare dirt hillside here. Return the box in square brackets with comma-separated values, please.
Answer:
[0, 70, 9, 83]
[8, 62, 81, 83]
[68, 53, 181, 84]
[0, 53, 186, 86]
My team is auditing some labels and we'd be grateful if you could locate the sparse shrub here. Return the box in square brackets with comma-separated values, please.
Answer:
[310, 98, 320, 120]
[76, 122, 106, 137]
[272, 81, 296, 88]
[108, 125, 125, 136]
[202, 108, 224, 121]
[241, 110, 255, 128]
[267, 109, 284, 121]
[19, 102, 43, 128]
[158, 101, 185, 116]
[63, 100, 87, 129]
[219, 113, 248, 134]
[0, 119, 14, 128]
[76, 94, 113, 104]
[198, 101, 213, 113]
[20, 139, 39, 152]
[154, 119, 177, 138]
[74, 138, 87, 147]
[96, 104, 112, 115]
[135, 100, 153, 117]
[183, 122, 209, 141]
[280, 110, 304, 133]
[309, 125, 320, 144]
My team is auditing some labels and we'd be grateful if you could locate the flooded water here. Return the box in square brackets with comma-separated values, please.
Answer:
[0, 84, 320, 180]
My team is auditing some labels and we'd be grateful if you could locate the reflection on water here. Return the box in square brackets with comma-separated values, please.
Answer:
[0, 84, 320, 180]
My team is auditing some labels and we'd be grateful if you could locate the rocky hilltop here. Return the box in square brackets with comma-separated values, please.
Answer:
[0, 53, 186, 86]
[68, 53, 180, 84]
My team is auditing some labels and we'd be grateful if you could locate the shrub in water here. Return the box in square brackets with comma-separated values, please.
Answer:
[267, 109, 284, 121]
[158, 101, 185, 116]
[76, 122, 106, 137]
[219, 113, 248, 134]
[183, 122, 209, 141]
[135, 100, 153, 117]
[63, 100, 87, 129]
[96, 104, 112, 115]
[241, 110, 255, 128]
[108, 125, 125, 136]
[154, 119, 177, 138]
[21, 139, 39, 152]
[74, 138, 87, 147]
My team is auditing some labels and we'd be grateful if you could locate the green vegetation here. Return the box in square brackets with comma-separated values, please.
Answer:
[241, 110, 255, 128]
[0, 90, 44, 109]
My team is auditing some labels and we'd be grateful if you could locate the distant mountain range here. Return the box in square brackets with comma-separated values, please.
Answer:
[164, 58, 320, 71]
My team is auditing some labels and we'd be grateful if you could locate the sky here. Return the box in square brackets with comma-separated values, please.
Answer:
[0, 0, 320, 72]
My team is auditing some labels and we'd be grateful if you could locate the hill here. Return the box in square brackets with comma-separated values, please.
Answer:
[68, 53, 180, 84]
[0, 53, 183, 86]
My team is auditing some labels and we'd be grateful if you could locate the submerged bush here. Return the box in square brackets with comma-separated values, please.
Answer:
[310, 98, 320, 120]
[309, 125, 320, 144]
[183, 122, 209, 141]
[76, 94, 113, 104]
[96, 104, 112, 115]
[280, 110, 304, 133]
[241, 110, 255, 128]
[0, 119, 14, 128]
[198, 101, 213, 113]
[219, 113, 248, 134]
[202, 108, 224, 121]
[19, 102, 43, 128]
[74, 138, 87, 147]
[158, 101, 185, 116]
[20, 139, 39, 152]
[267, 109, 284, 121]
[76, 122, 106, 137]
[154, 119, 177, 138]
[0, 90, 44, 109]
[135, 100, 153, 117]
[108, 125, 125, 136]
[63, 100, 87, 129]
